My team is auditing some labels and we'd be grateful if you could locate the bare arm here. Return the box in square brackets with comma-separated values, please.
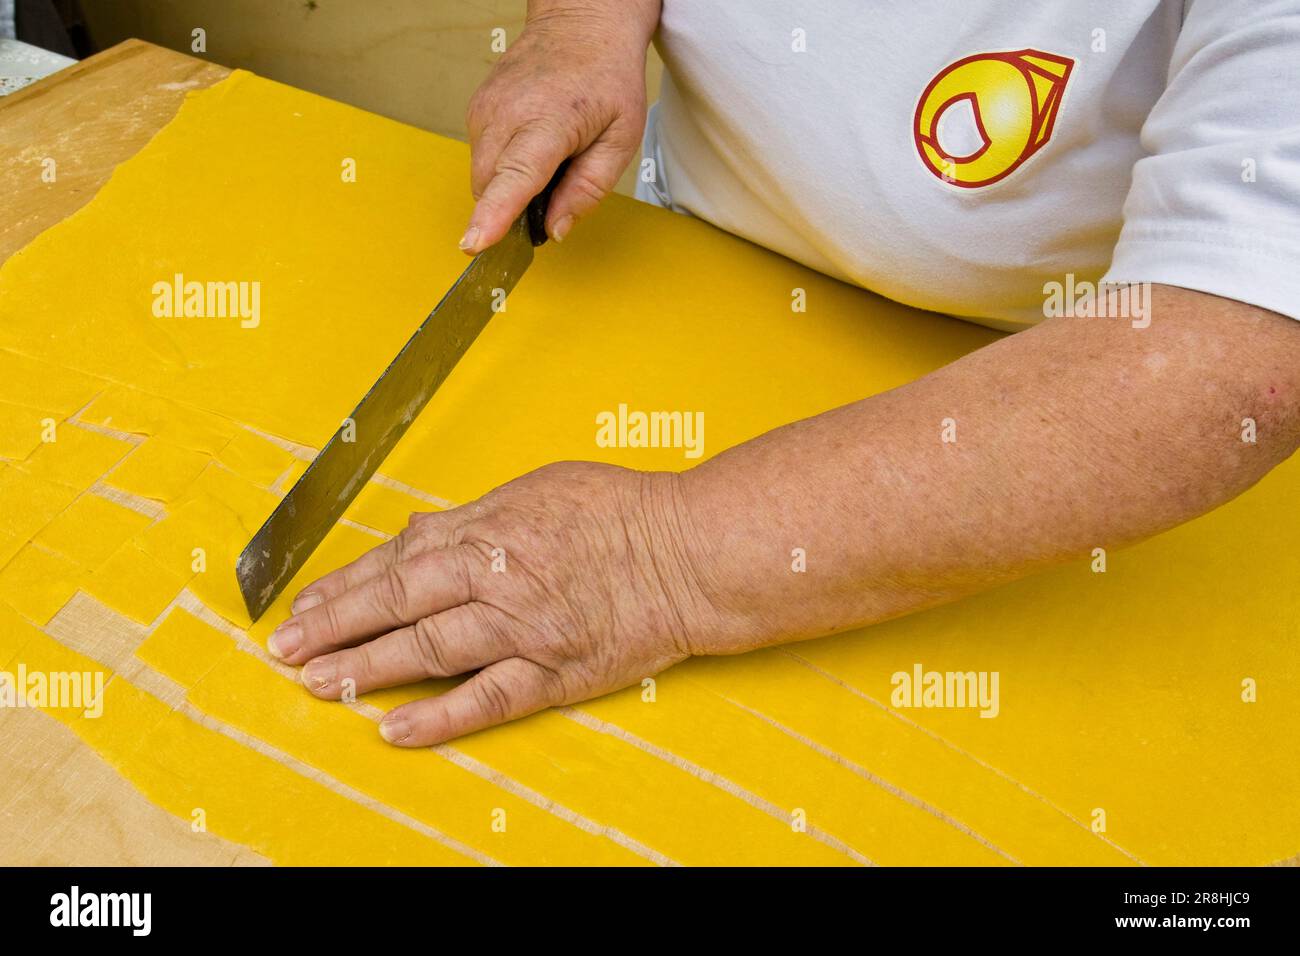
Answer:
[678, 286, 1300, 650]
[273, 286, 1300, 745]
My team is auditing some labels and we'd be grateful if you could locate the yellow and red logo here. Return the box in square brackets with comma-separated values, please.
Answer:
[913, 49, 1074, 188]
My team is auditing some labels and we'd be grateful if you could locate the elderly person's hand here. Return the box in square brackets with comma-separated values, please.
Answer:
[269, 462, 724, 746]
[458, 0, 661, 254]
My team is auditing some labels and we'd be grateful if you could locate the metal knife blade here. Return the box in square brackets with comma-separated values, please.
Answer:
[236, 176, 559, 622]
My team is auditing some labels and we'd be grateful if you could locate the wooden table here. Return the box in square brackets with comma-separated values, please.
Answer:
[0, 40, 265, 865]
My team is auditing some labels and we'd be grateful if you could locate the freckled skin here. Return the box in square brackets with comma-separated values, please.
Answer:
[458, 0, 661, 252]
[271, 285, 1300, 745]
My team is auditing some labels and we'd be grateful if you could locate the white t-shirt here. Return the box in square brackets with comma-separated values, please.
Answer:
[638, 0, 1300, 331]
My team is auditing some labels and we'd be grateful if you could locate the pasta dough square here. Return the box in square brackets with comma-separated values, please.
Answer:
[0, 544, 86, 625]
[105, 438, 211, 503]
[215, 430, 296, 489]
[344, 482, 442, 536]
[83, 542, 190, 626]
[34, 493, 153, 569]
[0, 401, 60, 461]
[17, 424, 134, 490]
[0, 465, 79, 542]
[135, 607, 233, 687]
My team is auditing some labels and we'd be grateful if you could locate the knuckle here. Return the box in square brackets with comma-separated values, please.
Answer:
[378, 566, 412, 619]
[412, 617, 454, 677]
[472, 673, 513, 723]
[491, 154, 544, 189]
[567, 171, 608, 206]
[350, 645, 377, 686]
[407, 511, 438, 532]
[532, 662, 568, 706]
[319, 599, 345, 645]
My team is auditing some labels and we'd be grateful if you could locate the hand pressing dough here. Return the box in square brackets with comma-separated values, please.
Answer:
[233, 526, 850, 865]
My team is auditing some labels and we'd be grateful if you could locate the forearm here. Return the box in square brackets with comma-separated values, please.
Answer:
[677, 286, 1300, 652]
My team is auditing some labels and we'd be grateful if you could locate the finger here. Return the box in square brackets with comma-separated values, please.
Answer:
[544, 130, 638, 242]
[269, 543, 477, 664]
[290, 511, 452, 612]
[378, 658, 566, 746]
[469, 121, 510, 201]
[289, 536, 404, 615]
[301, 604, 515, 699]
[461, 124, 572, 254]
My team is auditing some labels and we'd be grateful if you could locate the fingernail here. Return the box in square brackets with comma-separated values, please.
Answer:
[291, 591, 323, 614]
[268, 621, 301, 660]
[550, 215, 574, 243]
[301, 659, 335, 692]
[458, 225, 480, 252]
[379, 714, 410, 744]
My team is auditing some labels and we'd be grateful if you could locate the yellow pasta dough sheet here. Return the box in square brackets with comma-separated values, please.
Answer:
[138, 608, 649, 866]
[0, 69, 1295, 866]
[0, 348, 106, 415]
[1, 619, 474, 865]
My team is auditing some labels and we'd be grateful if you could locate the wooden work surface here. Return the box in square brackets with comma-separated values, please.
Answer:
[0, 40, 261, 865]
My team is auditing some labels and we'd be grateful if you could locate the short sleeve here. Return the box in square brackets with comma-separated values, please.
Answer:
[1102, 0, 1300, 320]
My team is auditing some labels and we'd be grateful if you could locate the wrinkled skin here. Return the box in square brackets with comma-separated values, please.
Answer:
[459, 9, 653, 252]
[269, 463, 721, 745]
